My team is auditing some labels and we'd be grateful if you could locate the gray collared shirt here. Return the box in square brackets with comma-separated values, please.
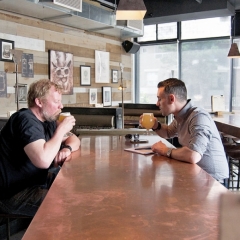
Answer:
[167, 99, 229, 182]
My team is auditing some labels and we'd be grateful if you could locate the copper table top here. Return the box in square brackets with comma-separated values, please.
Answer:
[23, 135, 228, 240]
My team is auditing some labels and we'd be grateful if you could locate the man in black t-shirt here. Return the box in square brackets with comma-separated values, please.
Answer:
[0, 79, 80, 216]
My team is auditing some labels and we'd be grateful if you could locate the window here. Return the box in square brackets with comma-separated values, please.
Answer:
[138, 44, 178, 103]
[136, 17, 233, 111]
[158, 22, 177, 40]
[232, 39, 240, 113]
[181, 39, 230, 111]
[181, 17, 231, 40]
[138, 25, 156, 42]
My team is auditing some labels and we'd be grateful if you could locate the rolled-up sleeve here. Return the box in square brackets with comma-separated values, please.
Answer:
[188, 113, 212, 156]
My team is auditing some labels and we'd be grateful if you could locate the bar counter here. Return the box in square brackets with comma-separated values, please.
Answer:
[212, 113, 240, 138]
[23, 135, 227, 240]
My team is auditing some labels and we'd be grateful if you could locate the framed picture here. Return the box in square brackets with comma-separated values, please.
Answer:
[95, 50, 109, 83]
[102, 86, 112, 107]
[89, 88, 97, 104]
[22, 53, 34, 78]
[112, 69, 118, 83]
[0, 71, 7, 98]
[0, 39, 14, 62]
[49, 50, 73, 95]
[80, 65, 91, 86]
[15, 84, 27, 103]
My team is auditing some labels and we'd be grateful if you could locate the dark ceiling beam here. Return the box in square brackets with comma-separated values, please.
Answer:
[143, 0, 234, 25]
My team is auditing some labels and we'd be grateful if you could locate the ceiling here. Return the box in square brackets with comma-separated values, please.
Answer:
[0, 0, 240, 39]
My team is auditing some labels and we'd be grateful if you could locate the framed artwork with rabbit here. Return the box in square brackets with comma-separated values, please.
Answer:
[49, 50, 73, 95]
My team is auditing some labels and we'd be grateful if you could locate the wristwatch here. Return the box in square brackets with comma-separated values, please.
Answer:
[152, 121, 161, 131]
[166, 148, 173, 158]
[61, 144, 72, 152]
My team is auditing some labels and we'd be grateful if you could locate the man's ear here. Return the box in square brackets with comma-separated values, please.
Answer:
[168, 94, 175, 104]
[35, 98, 43, 108]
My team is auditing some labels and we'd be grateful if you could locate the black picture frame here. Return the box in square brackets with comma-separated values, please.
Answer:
[80, 65, 91, 86]
[112, 69, 118, 83]
[0, 39, 14, 62]
[102, 86, 112, 107]
[15, 84, 27, 103]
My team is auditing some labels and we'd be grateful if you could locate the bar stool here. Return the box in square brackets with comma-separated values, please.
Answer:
[225, 150, 240, 190]
[0, 212, 32, 240]
[222, 143, 240, 190]
[219, 132, 240, 190]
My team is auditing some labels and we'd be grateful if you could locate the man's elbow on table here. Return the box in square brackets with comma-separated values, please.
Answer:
[187, 149, 201, 164]
[178, 147, 201, 164]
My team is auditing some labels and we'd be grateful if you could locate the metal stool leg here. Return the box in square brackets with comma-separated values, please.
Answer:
[6, 217, 10, 240]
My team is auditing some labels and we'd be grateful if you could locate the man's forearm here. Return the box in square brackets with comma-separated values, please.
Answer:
[64, 134, 80, 152]
[170, 146, 201, 164]
[154, 123, 170, 139]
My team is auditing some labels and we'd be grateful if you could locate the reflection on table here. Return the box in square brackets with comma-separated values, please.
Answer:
[23, 135, 227, 240]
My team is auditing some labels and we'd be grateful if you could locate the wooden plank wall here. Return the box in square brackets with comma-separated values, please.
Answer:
[0, 10, 132, 116]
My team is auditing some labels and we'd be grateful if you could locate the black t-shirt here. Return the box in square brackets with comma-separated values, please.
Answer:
[0, 108, 57, 199]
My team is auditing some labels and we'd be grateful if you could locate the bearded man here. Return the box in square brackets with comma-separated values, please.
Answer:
[0, 79, 80, 216]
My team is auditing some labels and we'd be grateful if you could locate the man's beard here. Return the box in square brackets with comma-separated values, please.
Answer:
[42, 110, 60, 122]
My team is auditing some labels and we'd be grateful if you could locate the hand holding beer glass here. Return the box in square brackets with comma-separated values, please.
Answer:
[58, 112, 73, 137]
[140, 113, 155, 135]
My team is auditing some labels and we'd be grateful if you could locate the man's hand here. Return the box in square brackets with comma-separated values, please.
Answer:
[151, 141, 168, 156]
[54, 148, 72, 167]
[57, 115, 76, 137]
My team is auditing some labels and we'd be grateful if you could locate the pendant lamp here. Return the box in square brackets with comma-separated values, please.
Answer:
[116, 0, 147, 20]
[228, 43, 240, 58]
[228, 14, 240, 58]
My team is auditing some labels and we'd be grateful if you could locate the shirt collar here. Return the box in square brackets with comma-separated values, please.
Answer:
[174, 99, 192, 122]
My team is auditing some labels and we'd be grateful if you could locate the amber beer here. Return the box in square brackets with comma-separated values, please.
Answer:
[141, 113, 155, 130]
[59, 112, 71, 122]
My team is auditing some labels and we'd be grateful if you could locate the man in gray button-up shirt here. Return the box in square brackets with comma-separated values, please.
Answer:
[151, 78, 229, 182]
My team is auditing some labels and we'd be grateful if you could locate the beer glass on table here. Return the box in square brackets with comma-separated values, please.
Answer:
[58, 112, 72, 137]
[141, 113, 155, 135]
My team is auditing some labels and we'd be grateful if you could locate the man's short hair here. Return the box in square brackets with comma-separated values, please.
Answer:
[157, 78, 187, 102]
[28, 79, 63, 108]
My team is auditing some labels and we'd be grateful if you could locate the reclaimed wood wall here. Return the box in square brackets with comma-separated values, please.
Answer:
[0, 10, 132, 116]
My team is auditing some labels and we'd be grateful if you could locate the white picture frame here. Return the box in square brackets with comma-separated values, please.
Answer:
[80, 65, 91, 86]
[89, 88, 97, 104]
[95, 50, 109, 83]
[102, 86, 112, 107]
[112, 69, 118, 83]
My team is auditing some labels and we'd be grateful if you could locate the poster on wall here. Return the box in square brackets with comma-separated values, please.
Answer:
[0, 71, 7, 98]
[22, 53, 34, 78]
[95, 50, 109, 83]
[49, 50, 73, 95]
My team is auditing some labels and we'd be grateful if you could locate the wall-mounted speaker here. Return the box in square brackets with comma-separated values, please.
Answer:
[122, 40, 140, 54]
